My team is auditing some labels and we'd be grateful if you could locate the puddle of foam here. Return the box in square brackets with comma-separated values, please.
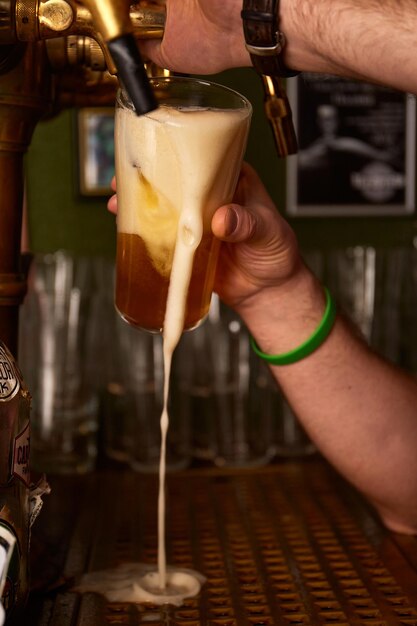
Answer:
[75, 563, 205, 607]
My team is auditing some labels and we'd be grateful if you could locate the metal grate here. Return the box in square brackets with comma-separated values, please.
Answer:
[25, 461, 417, 625]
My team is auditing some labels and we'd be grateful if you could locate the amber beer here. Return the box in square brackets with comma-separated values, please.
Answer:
[116, 231, 220, 332]
[114, 77, 252, 333]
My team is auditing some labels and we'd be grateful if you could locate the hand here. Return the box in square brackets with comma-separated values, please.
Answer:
[211, 163, 301, 312]
[108, 164, 302, 313]
[140, 0, 250, 74]
[108, 177, 117, 214]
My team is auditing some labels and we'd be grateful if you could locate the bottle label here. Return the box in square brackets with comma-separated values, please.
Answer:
[0, 521, 19, 619]
[12, 423, 30, 487]
[0, 345, 19, 402]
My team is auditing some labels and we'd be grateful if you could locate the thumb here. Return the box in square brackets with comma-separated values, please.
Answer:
[212, 204, 262, 243]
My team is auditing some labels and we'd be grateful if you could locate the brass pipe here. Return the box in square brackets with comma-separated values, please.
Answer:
[0, 151, 25, 357]
[0, 41, 52, 355]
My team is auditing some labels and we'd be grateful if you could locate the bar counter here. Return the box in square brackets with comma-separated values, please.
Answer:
[20, 458, 417, 625]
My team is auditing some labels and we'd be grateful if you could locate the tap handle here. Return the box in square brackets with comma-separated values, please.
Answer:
[108, 33, 157, 115]
[262, 75, 298, 158]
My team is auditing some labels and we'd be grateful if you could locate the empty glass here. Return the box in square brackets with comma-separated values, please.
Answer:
[18, 251, 101, 474]
[175, 297, 276, 468]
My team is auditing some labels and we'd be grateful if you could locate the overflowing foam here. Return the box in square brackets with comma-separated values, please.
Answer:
[115, 105, 250, 281]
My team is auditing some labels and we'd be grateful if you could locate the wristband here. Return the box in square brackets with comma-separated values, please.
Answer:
[250, 287, 337, 365]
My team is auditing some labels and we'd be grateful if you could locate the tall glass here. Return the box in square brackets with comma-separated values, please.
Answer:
[114, 77, 252, 333]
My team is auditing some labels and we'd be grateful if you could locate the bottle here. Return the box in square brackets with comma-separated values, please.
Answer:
[0, 341, 30, 623]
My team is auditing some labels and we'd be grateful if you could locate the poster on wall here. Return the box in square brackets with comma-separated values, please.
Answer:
[78, 108, 115, 196]
[286, 74, 416, 216]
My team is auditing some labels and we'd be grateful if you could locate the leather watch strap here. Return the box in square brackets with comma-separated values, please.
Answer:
[241, 0, 299, 78]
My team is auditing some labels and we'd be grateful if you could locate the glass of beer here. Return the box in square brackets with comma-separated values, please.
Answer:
[114, 76, 252, 333]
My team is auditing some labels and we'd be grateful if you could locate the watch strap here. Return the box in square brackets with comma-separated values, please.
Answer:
[241, 0, 299, 78]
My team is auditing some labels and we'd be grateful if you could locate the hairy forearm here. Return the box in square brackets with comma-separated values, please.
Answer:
[282, 0, 417, 93]
[238, 268, 417, 534]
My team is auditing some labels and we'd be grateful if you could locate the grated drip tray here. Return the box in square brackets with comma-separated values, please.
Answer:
[25, 461, 417, 625]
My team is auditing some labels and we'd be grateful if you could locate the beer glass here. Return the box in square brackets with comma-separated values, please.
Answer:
[114, 77, 252, 333]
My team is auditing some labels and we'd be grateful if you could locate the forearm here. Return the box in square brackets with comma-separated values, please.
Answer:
[282, 0, 417, 93]
[238, 268, 417, 534]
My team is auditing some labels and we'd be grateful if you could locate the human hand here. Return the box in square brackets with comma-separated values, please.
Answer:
[211, 163, 301, 313]
[108, 177, 117, 214]
[140, 0, 250, 74]
[107, 164, 302, 315]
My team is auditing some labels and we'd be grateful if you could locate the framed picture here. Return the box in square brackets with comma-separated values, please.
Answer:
[77, 108, 115, 196]
[286, 75, 416, 217]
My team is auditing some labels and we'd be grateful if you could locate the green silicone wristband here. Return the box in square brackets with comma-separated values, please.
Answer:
[250, 286, 336, 365]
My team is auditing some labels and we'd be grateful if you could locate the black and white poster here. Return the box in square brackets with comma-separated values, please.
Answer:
[286, 75, 416, 216]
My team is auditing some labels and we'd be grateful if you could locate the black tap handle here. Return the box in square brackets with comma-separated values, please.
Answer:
[108, 33, 157, 115]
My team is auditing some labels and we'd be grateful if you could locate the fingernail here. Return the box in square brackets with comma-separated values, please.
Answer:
[224, 207, 239, 237]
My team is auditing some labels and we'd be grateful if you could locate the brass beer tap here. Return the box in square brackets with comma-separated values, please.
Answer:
[74, 0, 157, 113]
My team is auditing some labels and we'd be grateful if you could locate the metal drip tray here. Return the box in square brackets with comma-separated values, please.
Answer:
[25, 460, 417, 625]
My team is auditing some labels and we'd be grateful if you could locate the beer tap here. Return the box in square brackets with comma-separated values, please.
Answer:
[2, 0, 163, 110]
[79, 0, 157, 114]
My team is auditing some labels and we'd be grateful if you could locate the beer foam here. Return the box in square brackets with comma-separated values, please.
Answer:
[115, 105, 251, 279]
[76, 563, 205, 607]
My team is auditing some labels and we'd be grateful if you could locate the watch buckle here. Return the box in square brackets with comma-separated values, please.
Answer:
[245, 32, 285, 57]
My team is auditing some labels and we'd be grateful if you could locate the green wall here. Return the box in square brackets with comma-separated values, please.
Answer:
[26, 109, 116, 257]
[25, 68, 417, 255]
